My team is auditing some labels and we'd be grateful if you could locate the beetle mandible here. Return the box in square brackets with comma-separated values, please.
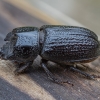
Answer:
[0, 25, 100, 85]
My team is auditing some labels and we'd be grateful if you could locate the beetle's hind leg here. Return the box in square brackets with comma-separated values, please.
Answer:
[14, 61, 33, 75]
[41, 59, 73, 86]
[76, 64, 100, 78]
[69, 65, 95, 79]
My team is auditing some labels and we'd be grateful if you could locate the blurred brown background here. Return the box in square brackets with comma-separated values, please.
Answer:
[0, 0, 100, 100]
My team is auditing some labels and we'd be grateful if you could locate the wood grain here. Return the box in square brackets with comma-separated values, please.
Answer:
[0, 1, 100, 100]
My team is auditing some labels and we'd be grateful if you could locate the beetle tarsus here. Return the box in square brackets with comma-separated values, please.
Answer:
[41, 59, 73, 86]
[91, 74, 100, 78]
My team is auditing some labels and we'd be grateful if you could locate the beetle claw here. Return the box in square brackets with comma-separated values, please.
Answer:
[91, 74, 100, 78]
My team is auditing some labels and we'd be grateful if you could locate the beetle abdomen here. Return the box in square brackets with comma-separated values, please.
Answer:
[41, 26, 100, 63]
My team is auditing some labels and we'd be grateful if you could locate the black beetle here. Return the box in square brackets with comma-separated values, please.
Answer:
[0, 25, 100, 85]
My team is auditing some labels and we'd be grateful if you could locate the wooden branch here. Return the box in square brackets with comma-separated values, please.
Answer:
[0, 1, 100, 100]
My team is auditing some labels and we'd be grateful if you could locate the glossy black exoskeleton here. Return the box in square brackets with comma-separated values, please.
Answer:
[0, 25, 100, 85]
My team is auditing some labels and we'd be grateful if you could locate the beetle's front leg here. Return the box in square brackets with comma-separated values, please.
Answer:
[41, 59, 73, 86]
[14, 61, 33, 74]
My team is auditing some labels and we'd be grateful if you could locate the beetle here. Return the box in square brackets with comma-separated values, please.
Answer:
[0, 25, 100, 85]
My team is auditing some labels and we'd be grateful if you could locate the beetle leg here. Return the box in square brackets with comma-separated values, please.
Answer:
[69, 65, 94, 79]
[14, 61, 33, 75]
[41, 59, 73, 86]
[75, 64, 89, 70]
[76, 64, 89, 70]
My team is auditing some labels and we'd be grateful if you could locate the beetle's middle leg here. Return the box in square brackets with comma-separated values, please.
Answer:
[14, 61, 33, 74]
[41, 59, 73, 86]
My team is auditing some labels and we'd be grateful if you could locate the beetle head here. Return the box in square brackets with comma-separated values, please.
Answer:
[0, 27, 40, 62]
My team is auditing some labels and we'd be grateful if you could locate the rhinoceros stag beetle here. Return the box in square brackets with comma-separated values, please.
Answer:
[0, 25, 100, 85]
